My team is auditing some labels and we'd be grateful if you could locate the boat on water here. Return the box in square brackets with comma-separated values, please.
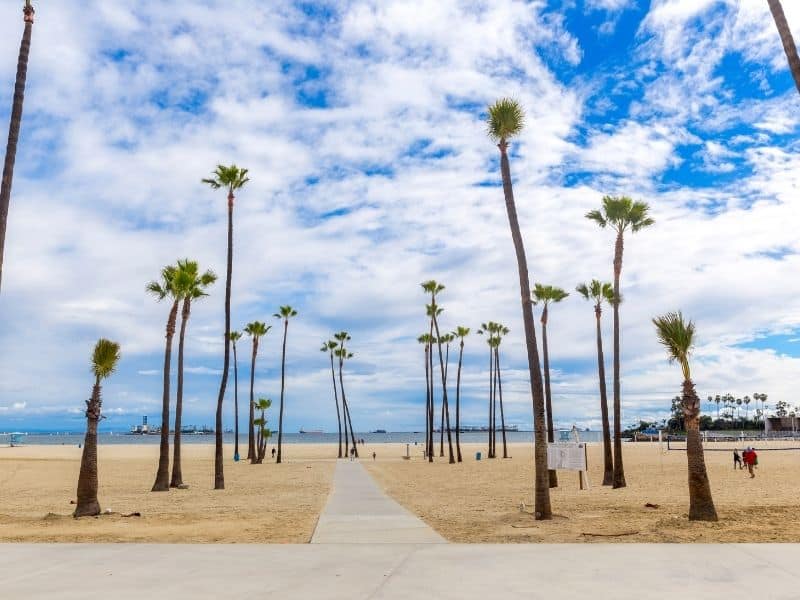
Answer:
[299, 428, 324, 434]
[372, 429, 387, 434]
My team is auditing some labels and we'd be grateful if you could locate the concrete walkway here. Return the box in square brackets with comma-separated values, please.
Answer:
[4, 543, 800, 599]
[311, 459, 444, 543]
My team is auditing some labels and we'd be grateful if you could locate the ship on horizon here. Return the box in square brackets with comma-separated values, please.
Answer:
[299, 427, 324, 434]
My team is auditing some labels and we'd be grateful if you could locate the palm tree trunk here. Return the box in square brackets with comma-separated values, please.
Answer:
[170, 296, 191, 488]
[0, 5, 34, 295]
[492, 348, 498, 458]
[214, 194, 234, 490]
[612, 231, 626, 489]
[683, 379, 718, 521]
[341, 356, 350, 457]
[339, 362, 358, 457]
[768, 0, 800, 95]
[438, 341, 446, 457]
[75, 380, 102, 517]
[595, 306, 613, 486]
[496, 347, 508, 459]
[424, 344, 430, 460]
[330, 351, 343, 458]
[233, 341, 239, 461]
[152, 299, 179, 492]
[428, 324, 435, 461]
[488, 344, 494, 458]
[498, 140, 551, 519]
[541, 310, 558, 487]
[276, 319, 288, 463]
[442, 343, 455, 464]
[455, 341, 464, 462]
[247, 338, 258, 462]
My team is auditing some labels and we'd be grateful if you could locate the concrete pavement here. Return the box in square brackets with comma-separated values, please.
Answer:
[3, 543, 800, 599]
[311, 458, 444, 543]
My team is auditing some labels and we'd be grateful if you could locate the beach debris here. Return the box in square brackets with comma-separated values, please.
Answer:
[177, 484, 189, 490]
[519, 502, 526, 512]
[644, 503, 660, 509]
[121, 512, 141, 518]
[69, 500, 76, 504]
[581, 531, 639, 537]
[104, 508, 113, 514]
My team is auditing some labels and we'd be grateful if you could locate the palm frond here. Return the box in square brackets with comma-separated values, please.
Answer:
[487, 98, 524, 142]
[653, 311, 694, 380]
[92, 338, 121, 380]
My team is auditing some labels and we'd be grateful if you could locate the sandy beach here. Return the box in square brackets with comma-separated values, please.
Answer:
[3, 440, 800, 543]
[0, 443, 335, 542]
[364, 441, 800, 543]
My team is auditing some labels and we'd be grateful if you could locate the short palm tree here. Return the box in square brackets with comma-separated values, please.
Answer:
[493, 324, 511, 459]
[768, 0, 800, 95]
[424, 302, 443, 461]
[653, 312, 717, 521]
[335, 331, 358, 457]
[438, 332, 455, 462]
[417, 333, 432, 460]
[453, 326, 470, 462]
[576, 280, 615, 486]
[202, 164, 249, 490]
[147, 263, 182, 492]
[230, 330, 243, 461]
[244, 321, 270, 463]
[0, 1, 35, 295]
[477, 322, 498, 458]
[321, 340, 343, 458]
[533, 283, 569, 487]
[274, 305, 297, 464]
[586, 195, 654, 489]
[488, 98, 550, 519]
[170, 260, 216, 488]
[253, 397, 272, 464]
[74, 338, 121, 517]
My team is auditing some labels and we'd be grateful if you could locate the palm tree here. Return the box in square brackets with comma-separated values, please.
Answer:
[533, 283, 569, 488]
[230, 330, 242, 461]
[253, 398, 272, 464]
[768, 0, 800, 95]
[438, 332, 455, 460]
[477, 322, 496, 458]
[202, 164, 249, 490]
[74, 338, 121, 517]
[0, 2, 35, 294]
[586, 195, 654, 489]
[244, 321, 270, 463]
[321, 340, 343, 458]
[453, 326, 470, 462]
[424, 303, 442, 461]
[487, 98, 551, 519]
[417, 333, 432, 460]
[653, 312, 717, 521]
[744, 395, 751, 420]
[170, 260, 216, 488]
[576, 280, 615, 486]
[736, 398, 743, 423]
[274, 305, 297, 464]
[334, 331, 358, 457]
[147, 263, 182, 492]
[494, 324, 510, 459]
[715, 394, 721, 419]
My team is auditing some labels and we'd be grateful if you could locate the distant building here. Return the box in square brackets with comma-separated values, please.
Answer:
[764, 417, 800, 433]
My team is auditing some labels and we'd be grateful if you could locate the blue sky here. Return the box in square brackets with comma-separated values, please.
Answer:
[1, 0, 799, 433]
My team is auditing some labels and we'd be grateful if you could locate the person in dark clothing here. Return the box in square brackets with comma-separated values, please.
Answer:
[372, 451, 376, 461]
[733, 449, 742, 470]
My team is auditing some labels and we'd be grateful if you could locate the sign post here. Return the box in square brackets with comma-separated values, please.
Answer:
[547, 434, 589, 490]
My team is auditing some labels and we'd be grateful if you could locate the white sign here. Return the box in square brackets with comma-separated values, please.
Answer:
[547, 442, 587, 471]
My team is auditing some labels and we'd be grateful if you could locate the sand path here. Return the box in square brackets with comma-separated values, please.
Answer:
[311, 458, 445, 544]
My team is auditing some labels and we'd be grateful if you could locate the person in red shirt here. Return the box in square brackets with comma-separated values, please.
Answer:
[742, 447, 757, 478]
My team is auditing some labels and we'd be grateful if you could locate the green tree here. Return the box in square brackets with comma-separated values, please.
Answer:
[74, 338, 121, 517]
[417, 333, 433, 460]
[334, 331, 358, 457]
[244, 321, 270, 463]
[147, 263, 182, 492]
[424, 302, 442, 461]
[586, 195, 654, 489]
[768, 0, 800, 95]
[230, 330, 243, 461]
[170, 260, 216, 488]
[487, 98, 551, 519]
[453, 326, 470, 462]
[274, 305, 297, 464]
[321, 340, 343, 458]
[493, 324, 511, 459]
[576, 280, 615, 486]
[253, 398, 272, 464]
[533, 283, 569, 488]
[477, 322, 496, 458]
[653, 311, 717, 521]
[202, 164, 250, 489]
[0, 2, 35, 294]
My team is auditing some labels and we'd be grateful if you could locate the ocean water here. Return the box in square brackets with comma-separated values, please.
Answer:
[3, 430, 604, 446]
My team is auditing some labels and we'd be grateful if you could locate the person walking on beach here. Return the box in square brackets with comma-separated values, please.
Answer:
[733, 449, 742, 470]
[349, 447, 355, 461]
[743, 447, 757, 478]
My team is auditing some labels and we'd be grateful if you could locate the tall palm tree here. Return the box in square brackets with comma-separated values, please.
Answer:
[744, 395, 751, 420]
[586, 195, 654, 489]
[424, 303, 442, 461]
[147, 263, 182, 492]
[0, 2, 35, 294]
[533, 283, 569, 488]
[488, 98, 551, 519]
[437, 332, 455, 460]
[202, 164, 249, 490]
[768, 0, 800, 95]
[494, 324, 510, 459]
[322, 340, 343, 458]
[171, 260, 216, 488]
[422, 282, 454, 464]
[653, 312, 717, 521]
[477, 322, 497, 458]
[274, 305, 297, 464]
[230, 330, 242, 461]
[253, 397, 272, 464]
[453, 326, 470, 462]
[74, 338, 120, 518]
[335, 331, 358, 457]
[244, 321, 270, 463]
[417, 333, 432, 460]
[576, 280, 615, 486]
[715, 394, 721, 419]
